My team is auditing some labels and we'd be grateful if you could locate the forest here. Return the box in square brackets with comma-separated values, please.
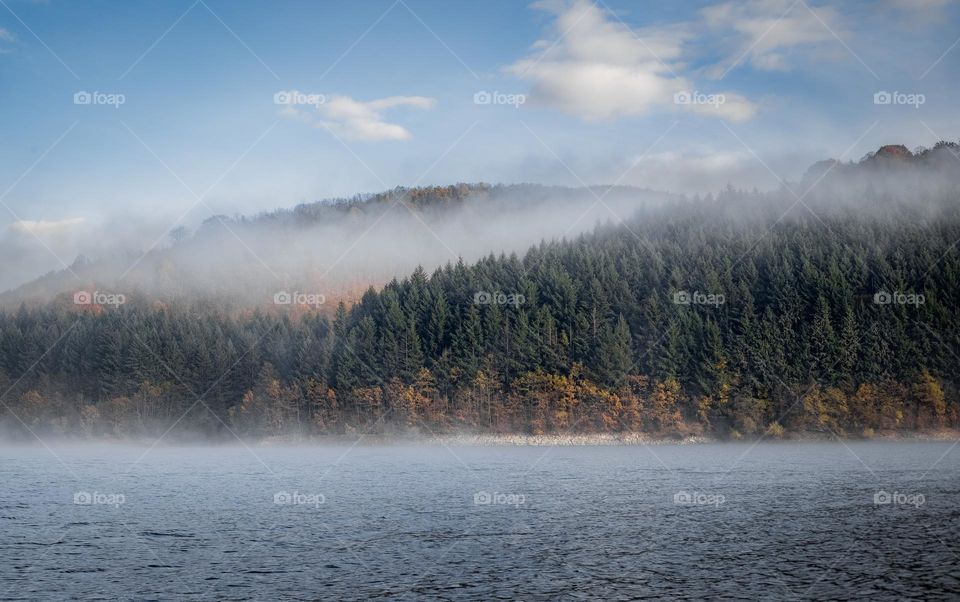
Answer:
[1, 144, 959, 440]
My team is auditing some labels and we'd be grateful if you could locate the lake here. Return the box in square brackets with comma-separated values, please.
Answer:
[1, 441, 958, 600]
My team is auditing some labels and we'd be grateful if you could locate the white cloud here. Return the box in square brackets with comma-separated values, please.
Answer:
[702, 0, 841, 74]
[282, 94, 436, 141]
[506, 1, 757, 121]
[9, 218, 85, 238]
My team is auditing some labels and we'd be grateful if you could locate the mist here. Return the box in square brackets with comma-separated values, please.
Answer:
[0, 184, 681, 308]
[4, 141, 959, 311]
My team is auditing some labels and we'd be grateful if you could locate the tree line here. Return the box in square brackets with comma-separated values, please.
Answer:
[1, 180, 959, 439]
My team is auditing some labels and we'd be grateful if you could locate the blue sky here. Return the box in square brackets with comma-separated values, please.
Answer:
[0, 0, 958, 239]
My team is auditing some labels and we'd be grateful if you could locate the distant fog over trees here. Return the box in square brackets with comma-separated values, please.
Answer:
[1, 143, 959, 440]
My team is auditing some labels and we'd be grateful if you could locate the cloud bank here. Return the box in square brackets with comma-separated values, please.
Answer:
[506, 0, 758, 121]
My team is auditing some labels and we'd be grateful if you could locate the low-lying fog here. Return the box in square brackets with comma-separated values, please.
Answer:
[1, 185, 675, 307]
[3, 145, 958, 309]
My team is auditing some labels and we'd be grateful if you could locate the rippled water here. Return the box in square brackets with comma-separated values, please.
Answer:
[1, 441, 958, 600]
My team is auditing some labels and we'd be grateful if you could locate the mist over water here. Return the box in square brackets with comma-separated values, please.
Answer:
[2, 441, 957, 600]
[2, 0, 960, 597]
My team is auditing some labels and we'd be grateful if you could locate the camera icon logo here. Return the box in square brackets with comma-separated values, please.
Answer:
[673, 91, 692, 105]
[273, 291, 292, 305]
[473, 91, 492, 105]
[74, 491, 93, 505]
[474, 291, 492, 305]
[673, 291, 691, 305]
[474, 491, 492, 505]
[74, 291, 92, 305]
[274, 491, 292, 505]
[273, 91, 293, 105]
[673, 491, 693, 504]
[873, 291, 892, 305]
[873, 91, 892, 105]
[874, 490, 892, 504]
[74, 91, 92, 105]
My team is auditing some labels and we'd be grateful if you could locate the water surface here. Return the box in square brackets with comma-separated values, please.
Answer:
[1, 441, 958, 600]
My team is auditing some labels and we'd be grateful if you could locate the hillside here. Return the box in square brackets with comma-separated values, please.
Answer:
[2, 143, 959, 439]
[0, 183, 672, 309]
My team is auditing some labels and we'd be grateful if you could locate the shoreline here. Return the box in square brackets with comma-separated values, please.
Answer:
[1, 430, 956, 448]
[255, 429, 960, 447]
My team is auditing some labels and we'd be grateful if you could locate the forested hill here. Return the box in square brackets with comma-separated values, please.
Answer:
[5, 140, 957, 310]
[2, 142, 959, 440]
[0, 183, 671, 308]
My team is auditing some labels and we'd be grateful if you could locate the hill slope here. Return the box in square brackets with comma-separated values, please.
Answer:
[0, 183, 672, 309]
[2, 144, 959, 439]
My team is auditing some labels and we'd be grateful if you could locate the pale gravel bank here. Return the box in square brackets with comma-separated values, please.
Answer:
[431, 433, 713, 446]
[258, 429, 960, 447]
[255, 432, 713, 447]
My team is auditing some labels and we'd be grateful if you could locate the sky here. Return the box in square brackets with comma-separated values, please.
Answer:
[0, 0, 958, 280]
